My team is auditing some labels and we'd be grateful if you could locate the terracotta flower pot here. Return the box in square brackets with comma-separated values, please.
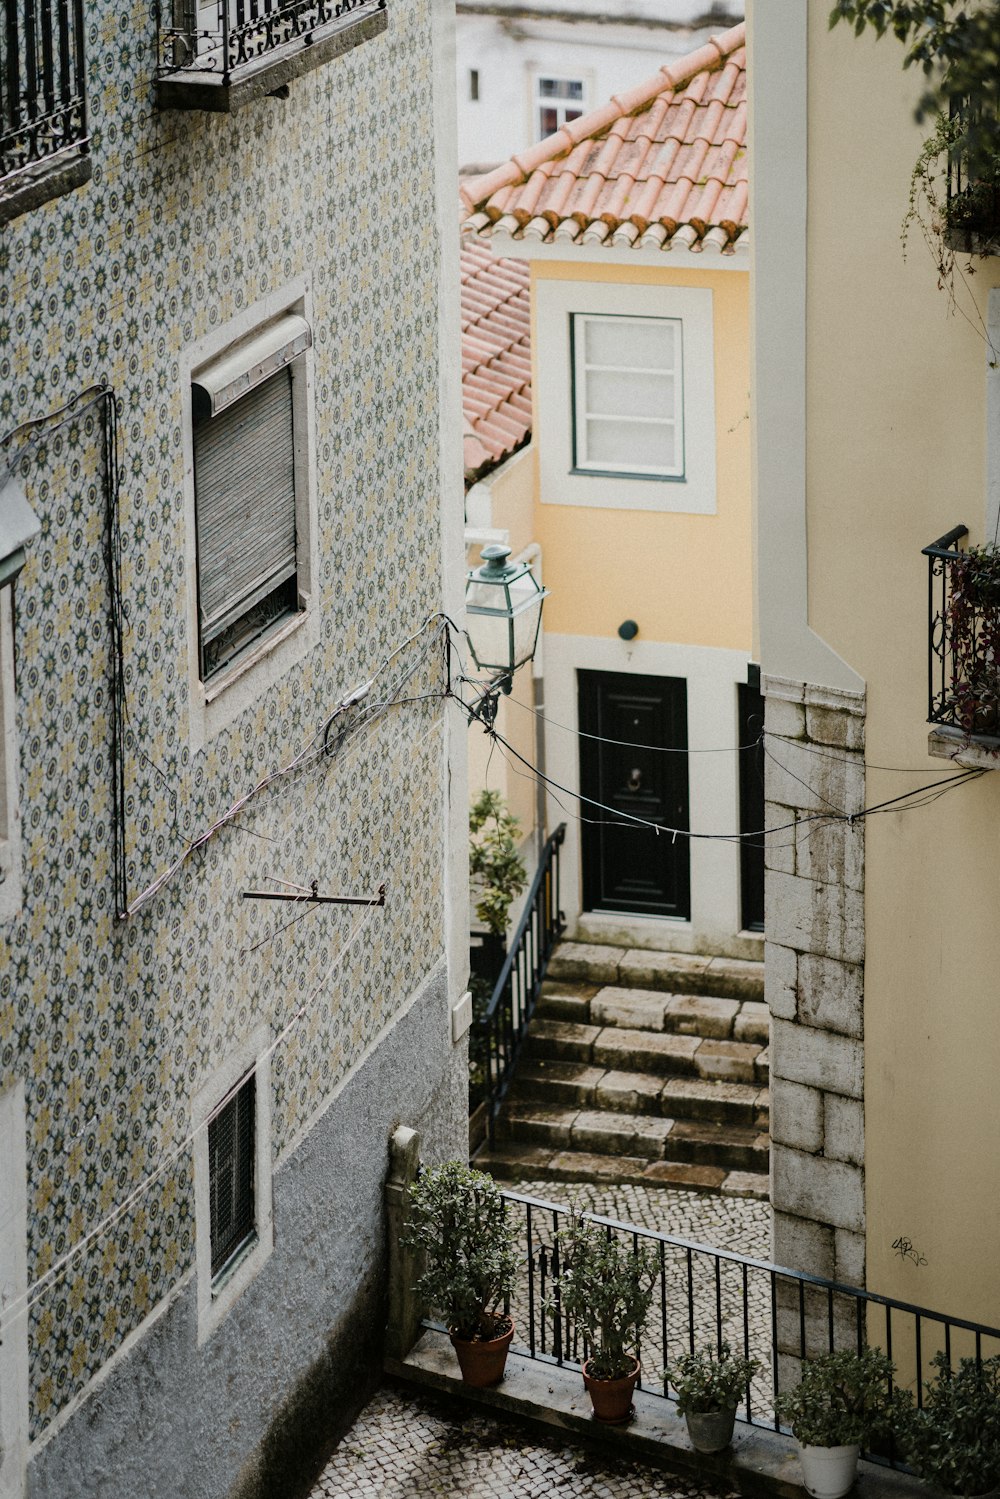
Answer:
[582, 1357, 640, 1424]
[685, 1405, 738, 1453]
[449, 1319, 514, 1387]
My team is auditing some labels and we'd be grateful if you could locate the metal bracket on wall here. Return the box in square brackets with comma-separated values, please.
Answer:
[242, 880, 386, 907]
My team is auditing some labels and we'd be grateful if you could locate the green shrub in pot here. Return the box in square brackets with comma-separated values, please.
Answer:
[665, 1343, 762, 1452]
[775, 1347, 901, 1499]
[898, 1350, 1000, 1498]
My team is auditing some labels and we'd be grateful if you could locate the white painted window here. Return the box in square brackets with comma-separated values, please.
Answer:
[536, 279, 717, 515]
[572, 314, 684, 479]
[193, 1026, 273, 1343]
[182, 279, 320, 751]
[535, 76, 586, 138]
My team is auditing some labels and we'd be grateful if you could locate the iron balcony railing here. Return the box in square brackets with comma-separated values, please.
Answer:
[470, 823, 565, 1154]
[156, 0, 385, 89]
[426, 1187, 1000, 1470]
[921, 525, 997, 733]
[1, 0, 89, 192]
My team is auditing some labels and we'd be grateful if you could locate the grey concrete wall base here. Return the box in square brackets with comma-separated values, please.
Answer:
[385, 1126, 424, 1362]
[27, 966, 466, 1499]
[387, 1330, 921, 1499]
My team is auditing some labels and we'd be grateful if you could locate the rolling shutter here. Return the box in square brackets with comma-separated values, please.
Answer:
[194, 366, 297, 650]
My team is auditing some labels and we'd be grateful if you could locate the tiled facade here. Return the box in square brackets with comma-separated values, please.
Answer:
[0, 0, 464, 1483]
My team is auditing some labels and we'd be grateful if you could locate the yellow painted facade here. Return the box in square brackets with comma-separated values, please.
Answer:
[531, 260, 752, 652]
[777, 16, 1000, 1325]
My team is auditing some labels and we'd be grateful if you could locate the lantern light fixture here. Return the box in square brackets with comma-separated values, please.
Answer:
[464, 544, 548, 696]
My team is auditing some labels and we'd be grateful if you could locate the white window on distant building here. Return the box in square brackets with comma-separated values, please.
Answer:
[469, 68, 480, 101]
[572, 314, 684, 479]
[535, 76, 586, 138]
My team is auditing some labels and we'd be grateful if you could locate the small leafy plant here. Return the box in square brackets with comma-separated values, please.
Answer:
[775, 1347, 900, 1448]
[555, 1216, 659, 1381]
[469, 789, 527, 937]
[404, 1161, 519, 1342]
[899, 1350, 1000, 1496]
[947, 546, 1000, 737]
[666, 1343, 762, 1416]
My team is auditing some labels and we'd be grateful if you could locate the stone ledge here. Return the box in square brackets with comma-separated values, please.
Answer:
[0, 149, 91, 226]
[386, 1331, 920, 1499]
[928, 725, 1000, 770]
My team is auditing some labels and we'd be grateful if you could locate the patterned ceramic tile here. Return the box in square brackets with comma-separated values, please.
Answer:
[0, 0, 447, 1437]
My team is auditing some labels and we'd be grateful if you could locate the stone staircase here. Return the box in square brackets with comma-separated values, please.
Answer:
[476, 942, 770, 1200]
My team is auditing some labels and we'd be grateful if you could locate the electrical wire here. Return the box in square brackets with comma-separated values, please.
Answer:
[483, 683, 766, 756]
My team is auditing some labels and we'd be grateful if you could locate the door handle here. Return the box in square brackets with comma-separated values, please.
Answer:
[627, 767, 642, 792]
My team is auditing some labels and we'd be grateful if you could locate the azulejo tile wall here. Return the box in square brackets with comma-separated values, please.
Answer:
[0, 0, 449, 1436]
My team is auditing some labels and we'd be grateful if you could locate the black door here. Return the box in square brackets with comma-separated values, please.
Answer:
[579, 670, 690, 919]
[737, 670, 765, 932]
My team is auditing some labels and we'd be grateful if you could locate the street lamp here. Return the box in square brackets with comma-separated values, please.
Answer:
[465, 544, 547, 694]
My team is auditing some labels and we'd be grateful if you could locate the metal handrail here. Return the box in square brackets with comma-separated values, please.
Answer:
[923, 526, 972, 729]
[472, 823, 566, 1152]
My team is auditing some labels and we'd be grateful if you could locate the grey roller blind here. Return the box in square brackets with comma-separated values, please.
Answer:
[194, 367, 297, 645]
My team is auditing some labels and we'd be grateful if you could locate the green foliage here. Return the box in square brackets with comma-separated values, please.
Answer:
[469, 789, 527, 937]
[404, 1161, 519, 1341]
[665, 1343, 762, 1417]
[899, 1351, 1000, 1496]
[775, 1348, 901, 1448]
[829, 2, 1000, 179]
[554, 1216, 659, 1381]
[947, 546, 1000, 736]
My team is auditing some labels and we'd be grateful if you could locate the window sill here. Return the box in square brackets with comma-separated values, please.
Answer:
[927, 723, 1000, 769]
[0, 148, 91, 227]
[155, 1, 387, 113]
[202, 604, 308, 705]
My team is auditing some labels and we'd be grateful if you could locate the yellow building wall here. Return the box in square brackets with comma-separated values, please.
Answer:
[531, 259, 752, 651]
[804, 20, 1000, 1327]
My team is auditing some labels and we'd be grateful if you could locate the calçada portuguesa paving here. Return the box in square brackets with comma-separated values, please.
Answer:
[308, 1182, 768, 1498]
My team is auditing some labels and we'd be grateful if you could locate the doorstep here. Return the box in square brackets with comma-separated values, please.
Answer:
[385, 1329, 921, 1499]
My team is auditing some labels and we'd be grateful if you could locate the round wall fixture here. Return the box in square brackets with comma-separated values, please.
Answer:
[617, 620, 639, 641]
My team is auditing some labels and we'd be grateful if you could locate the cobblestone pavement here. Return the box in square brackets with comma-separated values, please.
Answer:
[310, 1382, 741, 1499]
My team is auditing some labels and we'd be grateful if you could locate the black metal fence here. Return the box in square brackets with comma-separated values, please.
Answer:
[487, 1187, 1000, 1468]
[156, 0, 384, 82]
[471, 824, 565, 1152]
[1, 0, 88, 186]
[923, 526, 979, 731]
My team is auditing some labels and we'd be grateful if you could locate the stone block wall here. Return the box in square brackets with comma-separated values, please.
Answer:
[763, 675, 867, 1317]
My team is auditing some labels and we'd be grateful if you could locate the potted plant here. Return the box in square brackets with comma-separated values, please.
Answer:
[404, 1160, 520, 1387]
[948, 546, 1000, 738]
[555, 1215, 659, 1425]
[898, 1350, 1000, 1497]
[469, 789, 527, 984]
[775, 1347, 900, 1499]
[665, 1343, 762, 1453]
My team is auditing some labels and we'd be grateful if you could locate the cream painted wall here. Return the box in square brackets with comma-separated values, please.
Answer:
[530, 260, 752, 652]
[799, 14, 1000, 1326]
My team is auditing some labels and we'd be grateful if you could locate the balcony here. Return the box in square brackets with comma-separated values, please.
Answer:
[923, 525, 1000, 767]
[1, 0, 91, 226]
[155, 0, 387, 112]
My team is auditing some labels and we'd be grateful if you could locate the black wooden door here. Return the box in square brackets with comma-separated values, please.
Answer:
[579, 670, 690, 919]
[737, 673, 765, 932]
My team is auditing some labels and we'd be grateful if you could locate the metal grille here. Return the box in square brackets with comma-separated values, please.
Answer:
[156, 0, 385, 84]
[209, 1073, 256, 1279]
[1, 0, 89, 185]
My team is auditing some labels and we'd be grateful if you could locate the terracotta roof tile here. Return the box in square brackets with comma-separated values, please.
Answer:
[460, 237, 532, 485]
[460, 24, 748, 255]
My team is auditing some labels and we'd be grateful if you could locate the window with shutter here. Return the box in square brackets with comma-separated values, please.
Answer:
[190, 312, 311, 682]
[571, 313, 684, 480]
[208, 1071, 256, 1280]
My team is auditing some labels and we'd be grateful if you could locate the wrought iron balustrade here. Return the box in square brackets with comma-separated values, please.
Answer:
[922, 525, 989, 732]
[422, 1186, 1000, 1470]
[1, 0, 90, 221]
[156, 0, 387, 107]
[470, 823, 565, 1154]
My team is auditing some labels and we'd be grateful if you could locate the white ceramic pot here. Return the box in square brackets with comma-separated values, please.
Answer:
[798, 1442, 860, 1499]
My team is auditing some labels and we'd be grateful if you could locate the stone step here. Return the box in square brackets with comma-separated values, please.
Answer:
[497, 1102, 768, 1174]
[524, 1019, 768, 1087]
[538, 982, 770, 1045]
[508, 1062, 769, 1129]
[547, 942, 764, 1003]
[476, 1142, 769, 1201]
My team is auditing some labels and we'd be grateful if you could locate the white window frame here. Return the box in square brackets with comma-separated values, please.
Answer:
[181, 276, 319, 752]
[536, 278, 717, 515]
[571, 313, 685, 479]
[532, 72, 588, 139]
[192, 1024, 273, 1344]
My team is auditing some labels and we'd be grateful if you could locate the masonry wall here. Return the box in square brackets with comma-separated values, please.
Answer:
[764, 675, 866, 1303]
